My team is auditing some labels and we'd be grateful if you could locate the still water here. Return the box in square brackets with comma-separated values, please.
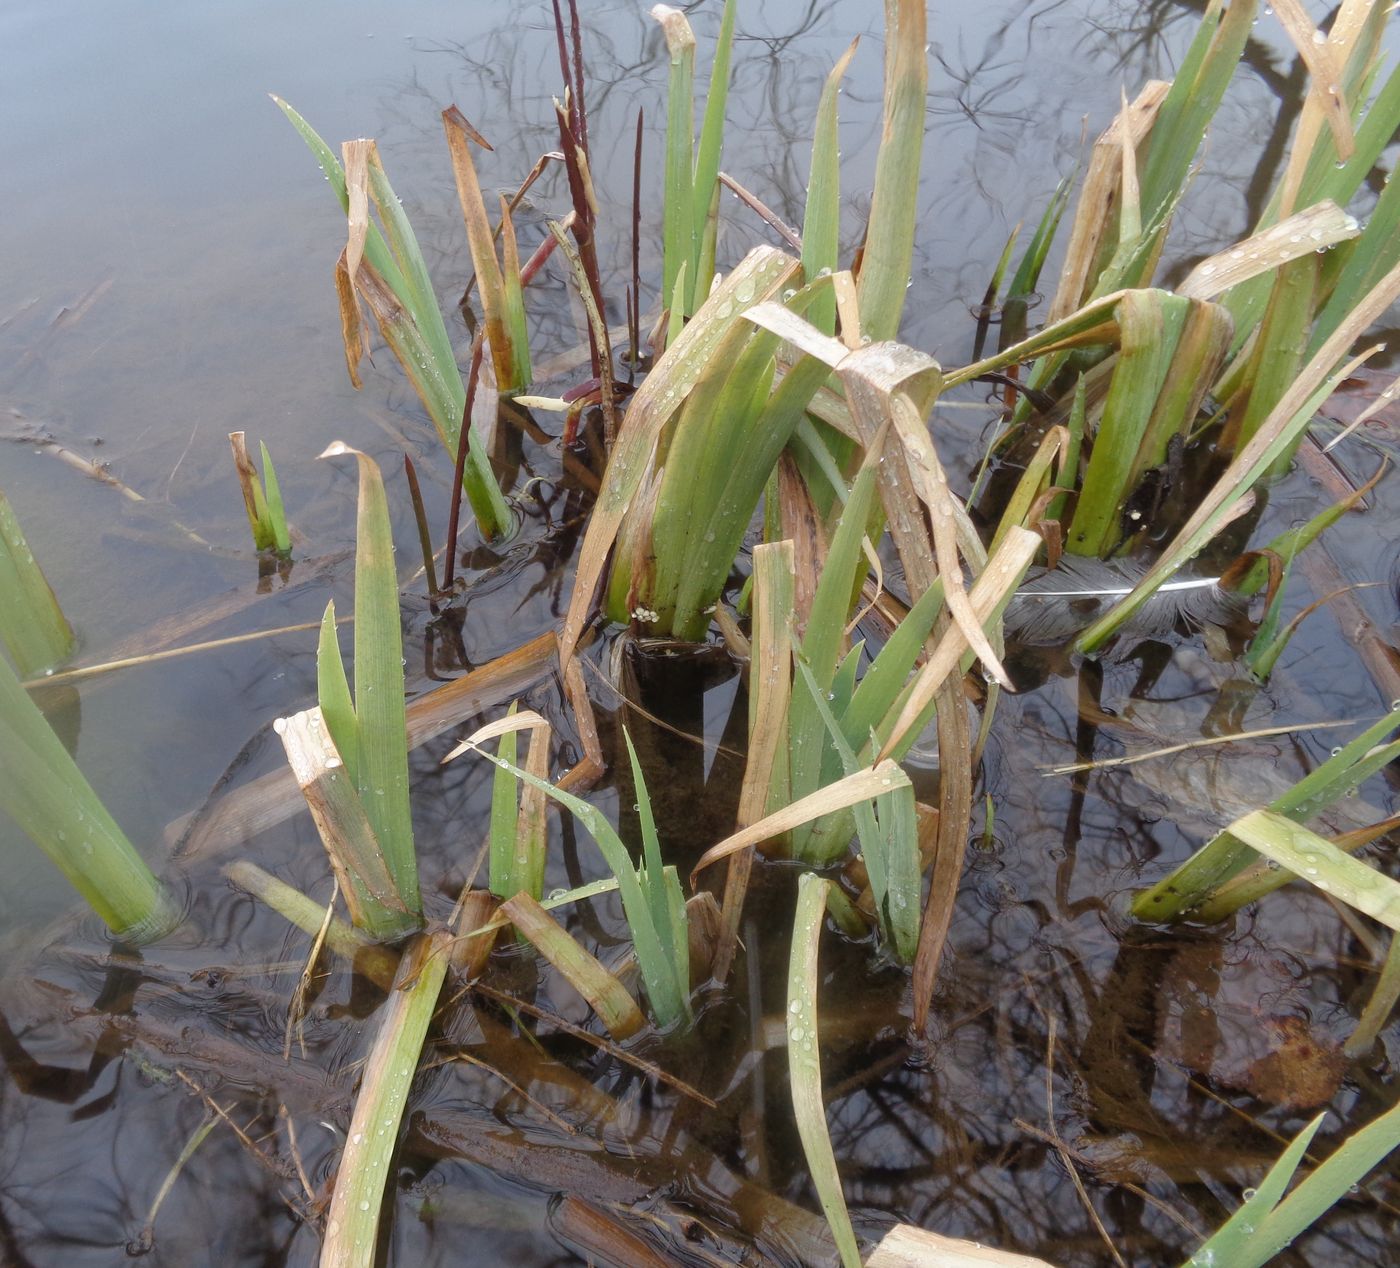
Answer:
[2, 1, 1398, 1264]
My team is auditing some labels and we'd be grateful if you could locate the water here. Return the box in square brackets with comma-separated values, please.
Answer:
[2, 1, 1399, 1264]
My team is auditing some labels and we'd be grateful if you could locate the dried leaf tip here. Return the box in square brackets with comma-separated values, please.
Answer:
[442, 106, 493, 151]
[317, 440, 359, 461]
[650, 5, 695, 52]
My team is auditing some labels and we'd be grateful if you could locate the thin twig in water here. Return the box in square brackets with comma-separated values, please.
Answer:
[173, 1071, 299, 1187]
[131, 1112, 218, 1253]
[580, 652, 744, 761]
[471, 982, 716, 1107]
[1014, 1118, 1204, 1240]
[279, 1104, 318, 1207]
[163, 420, 200, 502]
[435, 1047, 579, 1135]
[718, 172, 802, 249]
[1044, 1015, 1126, 1267]
[1042, 717, 1361, 775]
[284, 878, 339, 1061]
[23, 616, 350, 690]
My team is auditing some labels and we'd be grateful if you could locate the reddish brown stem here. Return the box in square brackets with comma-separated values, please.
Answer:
[630, 106, 644, 374]
[402, 454, 440, 600]
[442, 336, 486, 593]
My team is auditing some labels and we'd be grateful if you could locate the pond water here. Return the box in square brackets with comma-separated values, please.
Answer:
[2, 1, 1399, 1265]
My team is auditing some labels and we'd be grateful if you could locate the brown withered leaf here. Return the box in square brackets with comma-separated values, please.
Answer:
[1241, 1015, 1348, 1111]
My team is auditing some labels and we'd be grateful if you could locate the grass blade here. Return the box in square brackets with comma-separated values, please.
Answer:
[878, 527, 1040, 760]
[1077, 254, 1400, 651]
[1138, 0, 1257, 241]
[514, 719, 551, 904]
[274, 99, 510, 539]
[180, 632, 558, 860]
[1067, 291, 1231, 556]
[653, 4, 696, 321]
[316, 599, 359, 780]
[229, 431, 274, 551]
[787, 433, 886, 859]
[793, 655, 920, 960]
[319, 444, 418, 915]
[502, 893, 646, 1040]
[1134, 708, 1400, 921]
[559, 246, 799, 668]
[445, 715, 691, 1029]
[802, 39, 859, 335]
[1182, 1114, 1325, 1268]
[715, 540, 796, 981]
[489, 701, 521, 899]
[1047, 83, 1170, 324]
[441, 108, 519, 392]
[1183, 1099, 1400, 1268]
[1228, 810, 1400, 930]
[225, 860, 400, 990]
[0, 654, 173, 942]
[274, 707, 417, 941]
[497, 194, 533, 388]
[258, 442, 292, 555]
[0, 487, 75, 676]
[320, 930, 450, 1268]
[857, 0, 927, 342]
[357, 141, 457, 389]
[272, 96, 409, 298]
[744, 301, 1011, 689]
[999, 174, 1074, 351]
[688, 0, 737, 312]
[692, 760, 912, 880]
[623, 730, 669, 952]
[787, 872, 862, 1268]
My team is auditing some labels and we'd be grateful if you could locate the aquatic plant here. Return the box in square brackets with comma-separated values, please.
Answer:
[787, 872, 862, 1268]
[0, 649, 174, 942]
[274, 99, 515, 541]
[228, 431, 291, 556]
[0, 486, 74, 676]
[277, 444, 421, 940]
[8, 1, 1400, 1264]
[319, 929, 451, 1268]
[652, 0, 737, 328]
[447, 718, 693, 1031]
[1182, 1099, 1400, 1268]
[484, 701, 550, 905]
[1134, 707, 1400, 923]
